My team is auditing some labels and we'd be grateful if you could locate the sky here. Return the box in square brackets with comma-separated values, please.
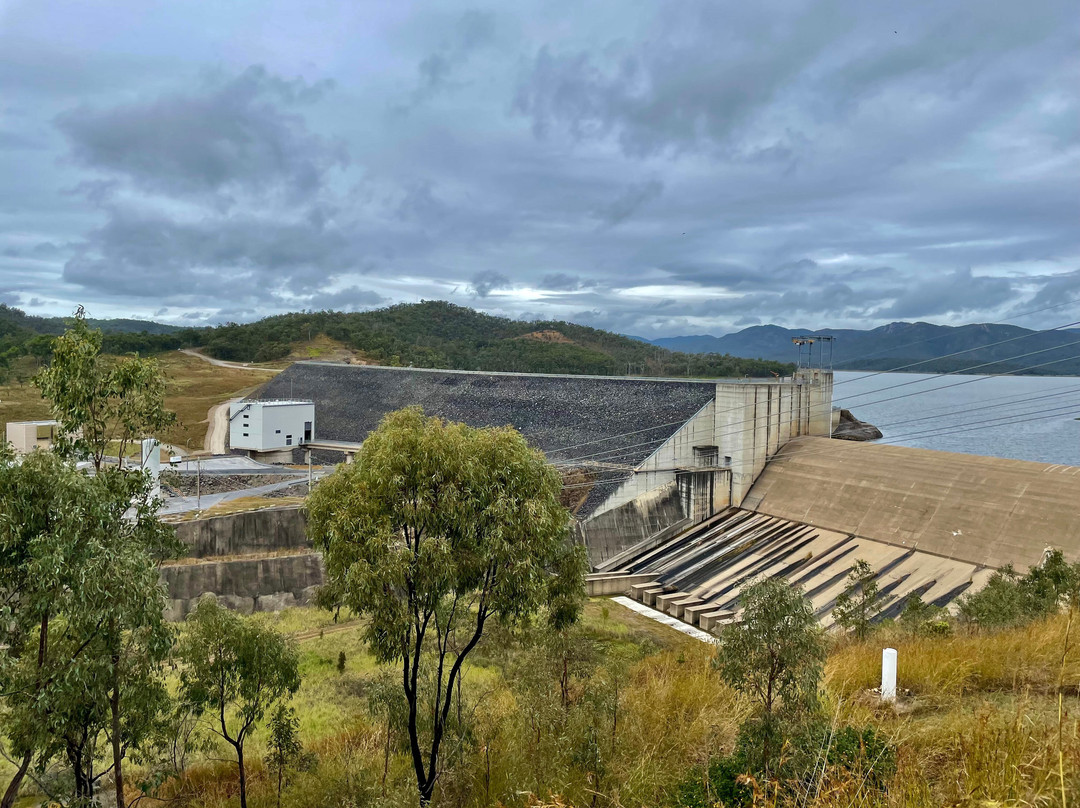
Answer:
[0, 0, 1077, 337]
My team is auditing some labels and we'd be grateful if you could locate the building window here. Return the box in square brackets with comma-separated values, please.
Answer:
[242, 432, 249, 437]
[286, 436, 292, 446]
[275, 429, 281, 434]
[693, 446, 719, 467]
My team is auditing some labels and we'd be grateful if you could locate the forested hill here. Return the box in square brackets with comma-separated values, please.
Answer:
[0, 302, 791, 379]
[648, 322, 1080, 376]
[0, 304, 191, 368]
[197, 301, 792, 378]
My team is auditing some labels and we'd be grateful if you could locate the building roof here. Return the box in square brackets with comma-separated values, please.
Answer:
[243, 400, 315, 408]
[253, 362, 719, 516]
[744, 436, 1080, 569]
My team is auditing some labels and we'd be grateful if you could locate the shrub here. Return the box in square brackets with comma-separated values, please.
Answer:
[959, 550, 1080, 629]
[673, 757, 751, 808]
[826, 725, 897, 791]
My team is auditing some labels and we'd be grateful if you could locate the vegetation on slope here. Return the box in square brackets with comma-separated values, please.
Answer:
[196, 301, 793, 378]
[0, 301, 792, 383]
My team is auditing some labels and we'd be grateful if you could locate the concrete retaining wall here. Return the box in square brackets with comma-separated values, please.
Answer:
[576, 481, 686, 568]
[161, 552, 325, 621]
[174, 506, 308, 558]
[163, 505, 322, 620]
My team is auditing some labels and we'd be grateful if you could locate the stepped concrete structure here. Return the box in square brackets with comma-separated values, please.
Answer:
[600, 436, 1080, 630]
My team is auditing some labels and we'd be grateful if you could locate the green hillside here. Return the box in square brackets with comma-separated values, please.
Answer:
[197, 301, 793, 378]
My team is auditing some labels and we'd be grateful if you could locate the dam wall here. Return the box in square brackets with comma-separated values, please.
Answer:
[161, 505, 324, 620]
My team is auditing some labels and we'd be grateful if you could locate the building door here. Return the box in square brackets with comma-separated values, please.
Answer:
[690, 446, 718, 522]
[304, 421, 312, 442]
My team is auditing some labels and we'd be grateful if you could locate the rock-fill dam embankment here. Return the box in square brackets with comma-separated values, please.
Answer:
[161, 506, 323, 621]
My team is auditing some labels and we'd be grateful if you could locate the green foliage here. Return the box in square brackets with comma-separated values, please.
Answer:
[33, 307, 177, 470]
[196, 301, 794, 377]
[825, 725, 897, 791]
[959, 550, 1080, 629]
[336, 650, 346, 673]
[177, 597, 301, 808]
[901, 595, 952, 637]
[716, 577, 826, 779]
[307, 406, 588, 804]
[674, 756, 752, 807]
[832, 560, 882, 640]
[0, 451, 181, 808]
[264, 703, 311, 808]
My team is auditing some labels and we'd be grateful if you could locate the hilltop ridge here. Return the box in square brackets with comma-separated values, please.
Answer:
[646, 320, 1080, 375]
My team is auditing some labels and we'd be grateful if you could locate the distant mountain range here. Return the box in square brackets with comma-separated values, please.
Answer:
[642, 322, 1080, 375]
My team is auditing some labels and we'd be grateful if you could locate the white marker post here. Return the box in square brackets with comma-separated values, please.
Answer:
[881, 647, 898, 702]
[141, 438, 161, 502]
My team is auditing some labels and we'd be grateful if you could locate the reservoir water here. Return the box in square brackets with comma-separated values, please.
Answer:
[831, 371, 1080, 467]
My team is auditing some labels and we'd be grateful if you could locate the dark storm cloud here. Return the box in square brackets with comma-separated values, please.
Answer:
[0, 0, 1074, 332]
[593, 179, 663, 227]
[539, 273, 588, 291]
[468, 270, 510, 298]
[882, 269, 1017, 318]
[56, 67, 346, 200]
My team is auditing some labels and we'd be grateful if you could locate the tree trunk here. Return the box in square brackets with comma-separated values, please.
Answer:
[236, 743, 248, 808]
[4, 612, 50, 808]
[418, 776, 435, 807]
[68, 740, 89, 800]
[111, 639, 124, 808]
[111, 686, 124, 808]
[0, 752, 31, 808]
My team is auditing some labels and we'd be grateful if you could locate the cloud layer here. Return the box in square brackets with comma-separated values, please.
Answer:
[0, 0, 1076, 334]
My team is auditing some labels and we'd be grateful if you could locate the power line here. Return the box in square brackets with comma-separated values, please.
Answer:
[551, 349, 1080, 469]
[544, 315, 1080, 462]
[832, 318, 1080, 389]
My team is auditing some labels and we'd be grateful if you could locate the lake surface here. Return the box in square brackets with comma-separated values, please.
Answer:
[831, 371, 1080, 466]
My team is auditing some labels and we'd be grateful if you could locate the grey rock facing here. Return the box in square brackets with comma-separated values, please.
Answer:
[173, 506, 308, 558]
[832, 409, 883, 441]
[161, 552, 324, 621]
[161, 505, 322, 620]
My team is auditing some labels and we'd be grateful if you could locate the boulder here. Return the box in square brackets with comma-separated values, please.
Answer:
[832, 409, 883, 441]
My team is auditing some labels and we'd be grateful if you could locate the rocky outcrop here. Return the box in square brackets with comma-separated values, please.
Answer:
[832, 409, 883, 441]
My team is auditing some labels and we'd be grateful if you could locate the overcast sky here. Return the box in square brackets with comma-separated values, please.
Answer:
[1, 0, 1077, 336]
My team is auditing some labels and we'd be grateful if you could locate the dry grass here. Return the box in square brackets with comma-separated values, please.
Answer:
[826, 612, 1080, 702]
[0, 351, 276, 452]
[156, 352, 275, 449]
[164, 495, 306, 522]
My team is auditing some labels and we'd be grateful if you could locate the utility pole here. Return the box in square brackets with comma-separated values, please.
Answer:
[196, 455, 202, 512]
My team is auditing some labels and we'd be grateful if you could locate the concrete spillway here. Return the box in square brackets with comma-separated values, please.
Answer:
[743, 436, 1080, 570]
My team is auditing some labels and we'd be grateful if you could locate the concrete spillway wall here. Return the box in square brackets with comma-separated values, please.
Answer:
[161, 506, 324, 620]
[173, 506, 310, 558]
[745, 436, 1080, 570]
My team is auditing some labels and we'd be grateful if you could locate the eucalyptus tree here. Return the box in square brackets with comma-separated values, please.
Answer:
[0, 450, 181, 808]
[715, 576, 826, 778]
[307, 406, 587, 805]
[33, 306, 176, 470]
[832, 560, 882, 640]
[177, 598, 301, 808]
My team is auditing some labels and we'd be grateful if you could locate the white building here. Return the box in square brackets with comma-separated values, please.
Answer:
[229, 401, 314, 457]
[6, 420, 60, 454]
